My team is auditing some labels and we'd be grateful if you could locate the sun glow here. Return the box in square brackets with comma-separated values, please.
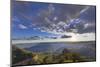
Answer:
[64, 33, 95, 42]
[69, 33, 78, 42]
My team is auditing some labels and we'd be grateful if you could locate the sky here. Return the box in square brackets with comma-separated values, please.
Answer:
[11, 1, 96, 41]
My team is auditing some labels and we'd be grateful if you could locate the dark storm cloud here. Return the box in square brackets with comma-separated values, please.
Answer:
[80, 6, 96, 22]
[73, 21, 96, 33]
[76, 7, 96, 33]
[53, 4, 85, 21]
[12, 1, 96, 34]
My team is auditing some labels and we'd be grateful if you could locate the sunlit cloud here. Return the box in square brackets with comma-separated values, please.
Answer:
[12, 1, 96, 41]
[18, 24, 28, 29]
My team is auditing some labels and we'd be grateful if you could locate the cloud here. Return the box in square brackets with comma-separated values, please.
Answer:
[33, 4, 95, 34]
[13, 1, 96, 35]
[80, 6, 96, 22]
[80, 6, 90, 14]
[53, 16, 58, 21]
[12, 16, 20, 22]
[18, 24, 27, 29]
[83, 23, 95, 29]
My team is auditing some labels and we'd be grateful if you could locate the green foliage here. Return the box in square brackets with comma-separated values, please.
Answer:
[12, 46, 33, 64]
[12, 47, 95, 66]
